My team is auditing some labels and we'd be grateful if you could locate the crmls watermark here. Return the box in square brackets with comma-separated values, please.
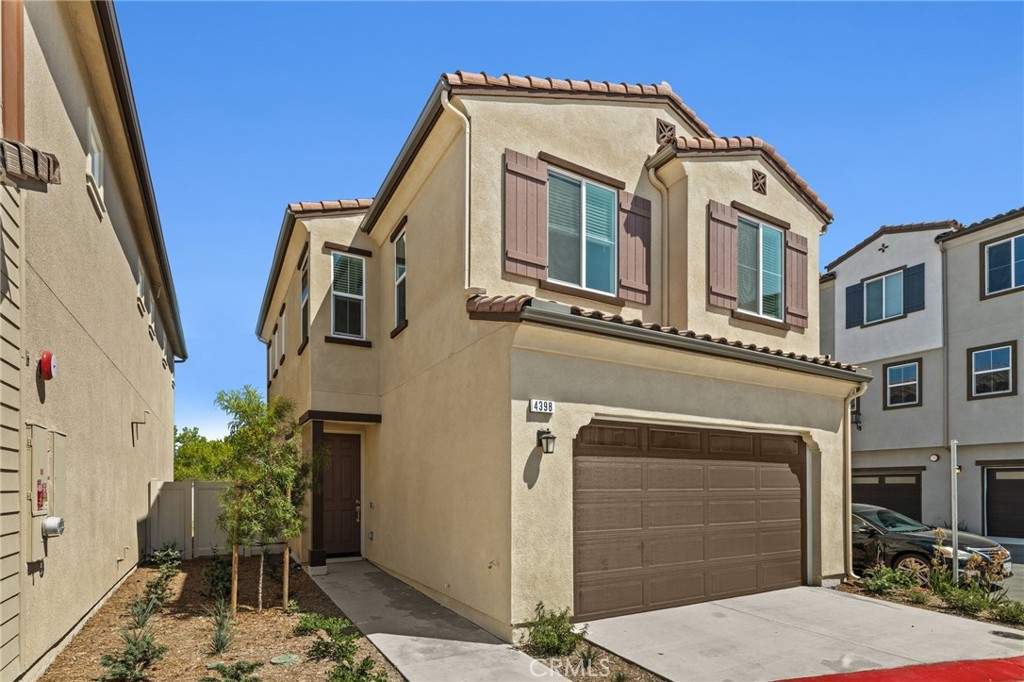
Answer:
[530, 657, 613, 678]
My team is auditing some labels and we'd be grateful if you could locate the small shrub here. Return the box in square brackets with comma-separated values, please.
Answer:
[579, 646, 597, 669]
[142, 574, 171, 609]
[991, 599, 1024, 625]
[862, 565, 915, 595]
[206, 598, 233, 654]
[941, 585, 989, 615]
[328, 655, 387, 682]
[127, 596, 158, 629]
[285, 599, 301, 615]
[904, 588, 929, 605]
[199, 660, 263, 682]
[612, 673, 627, 682]
[203, 550, 232, 600]
[149, 546, 182, 576]
[308, 632, 357, 662]
[525, 602, 586, 657]
[294, 612, 354, 639]
[99, 628, 168, 681]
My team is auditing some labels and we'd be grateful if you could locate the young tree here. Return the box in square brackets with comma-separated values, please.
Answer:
[215, 387, 309, 616]
[173, 426, 231, 481]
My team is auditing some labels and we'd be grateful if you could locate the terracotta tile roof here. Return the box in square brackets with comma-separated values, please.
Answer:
[444, 71, 716, 138]
[663, 136, 832, 223]
[289, 198, 373, 215]
[466, 295, 861, 373]
[819, 271, 836, 283]
[825, 219, 960, 271]
[935, 206, 1024, 243]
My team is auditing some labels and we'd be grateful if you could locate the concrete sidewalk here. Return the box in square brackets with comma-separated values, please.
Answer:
[582, 586, 1024, 682]
[313, 560, 566, 682]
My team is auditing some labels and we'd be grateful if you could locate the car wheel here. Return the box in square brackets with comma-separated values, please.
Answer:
[893, 553, 930, 582]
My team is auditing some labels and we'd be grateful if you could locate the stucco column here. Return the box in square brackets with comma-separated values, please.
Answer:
[308, 420, 327, 573]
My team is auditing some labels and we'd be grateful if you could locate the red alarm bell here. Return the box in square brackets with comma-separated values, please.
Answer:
[40, 350, 57, 381]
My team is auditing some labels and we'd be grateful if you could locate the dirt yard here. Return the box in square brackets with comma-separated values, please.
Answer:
[41, 555, 404, 681]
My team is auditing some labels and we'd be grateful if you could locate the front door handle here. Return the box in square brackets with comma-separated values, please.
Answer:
[355, 499, 361, 524]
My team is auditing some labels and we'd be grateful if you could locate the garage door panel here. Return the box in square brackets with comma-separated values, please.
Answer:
[708, 464, 757, 490]
[646, 533, 705, 568]
[576, 460, 642, 492]
[647, 462, 704, 491]
[986, 468, 1024, 538]
[708, 499, 758, 525]
[852, 471, 922, 520]
[575, 501, 643, 534]
[647, 500, 705, 529]
[576, 539, 643, 576]
[574, 423, 804, 621]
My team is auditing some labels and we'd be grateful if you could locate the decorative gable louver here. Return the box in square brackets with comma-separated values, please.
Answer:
[503, 149, 548, 279]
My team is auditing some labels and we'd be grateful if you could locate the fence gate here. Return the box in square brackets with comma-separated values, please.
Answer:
[148, 479, 228, 559]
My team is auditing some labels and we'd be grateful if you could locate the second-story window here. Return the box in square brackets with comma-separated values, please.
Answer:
[985, 233, 1024, 296]
[548, 170, 617, 295]
[332, 252, 365, 338]
[737, 216, 784, 320]
[884, 359, 921, 408]
[299, 253, 309, 347]
[864, 270, 903, 324]
[970, 343, 1015, 399]
[394, 232, 407, 328]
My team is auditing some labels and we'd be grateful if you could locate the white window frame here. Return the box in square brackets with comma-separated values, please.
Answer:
[299, 252, 309, 345]
[863, 270, 903, 325]
[885, 360, 921, 408]
[86, 109, 104, 201]
[332, 251, 366, 340]
[546, 168, 618, 297]
[971, 344, 1014, 398]
[737, 215, 786, 321]
[394, 233, 407, 328]
[984, 234, 1023, 296]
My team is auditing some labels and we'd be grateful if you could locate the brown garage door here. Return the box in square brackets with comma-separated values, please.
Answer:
[852, 471, 922, 520]
[573, 422, 805, 621]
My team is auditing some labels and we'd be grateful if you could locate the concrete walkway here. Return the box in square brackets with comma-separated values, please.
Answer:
[313, 560, 567, 682]
[582, 586, 1024, 682]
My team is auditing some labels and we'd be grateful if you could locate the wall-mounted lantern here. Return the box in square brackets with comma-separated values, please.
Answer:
[851, 410, 862, 431]
[537, 429, 556, 454]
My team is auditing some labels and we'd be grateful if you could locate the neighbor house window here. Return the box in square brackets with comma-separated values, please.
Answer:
[299, 253, 309, 347]
[970, 343, 1015, 398]
[332, 252, 365, 338]
[737, 216, 784, 320]
[547, 170, 617, 295]
[864, 270, 903, 324]
[394, 232, 407, 328]
[985, 233, 1024, 296]
[884, 359, 921, 409]
[86, 109, 104, 203]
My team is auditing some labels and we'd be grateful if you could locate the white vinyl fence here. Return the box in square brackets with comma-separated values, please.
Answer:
[148, 480, 285, 560]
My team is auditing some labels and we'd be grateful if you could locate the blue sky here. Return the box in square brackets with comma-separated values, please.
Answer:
[116, 1, 1024, 438]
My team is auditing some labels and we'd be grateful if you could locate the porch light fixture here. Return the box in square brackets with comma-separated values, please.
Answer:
[537, 429, 556, 454]
[929, 453, 940, 462]
[851, 410, 862, 431]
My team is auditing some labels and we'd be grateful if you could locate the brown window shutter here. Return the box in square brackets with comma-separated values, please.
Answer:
[504, 149, 548, 278]
[618, 191, 652, 305]
[784, 231, 809, 328]
[707, 200, 739, 309]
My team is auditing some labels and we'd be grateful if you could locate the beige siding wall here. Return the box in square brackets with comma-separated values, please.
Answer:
[0, 185, 23, 682]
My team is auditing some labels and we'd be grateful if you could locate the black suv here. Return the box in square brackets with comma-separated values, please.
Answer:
[852, 503, 1013, 579]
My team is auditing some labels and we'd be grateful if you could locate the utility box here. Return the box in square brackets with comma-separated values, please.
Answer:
[28, 424, 49, 562]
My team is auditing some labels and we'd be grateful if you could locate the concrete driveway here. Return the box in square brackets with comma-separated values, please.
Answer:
[582, 587, 1024, 682]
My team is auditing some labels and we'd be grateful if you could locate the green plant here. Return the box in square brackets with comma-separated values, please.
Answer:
[611, 673, 627, 682]
[294, 612, 354, 638]
[206, 598, 233, 654]
[285, 598, 300, 615]
[525, 602, 587, 657]
[904, 588, 929, 605]
[149, 545, 182, 575]
[990, 599, 1024, 625]
[862, 565, 916, 595]
[174, 425, 232, 481]
[940, 584, 990, 614]
[579, 646, 597, 668]
[99, 628, 168, 681]
[127, 596, 158, 629]
[199, 660, 263, 682]
[142, 573, 172, 609]
[203, 550, 232, 600]
[328, 655, 387, 682]
[308, 633, 357, 662]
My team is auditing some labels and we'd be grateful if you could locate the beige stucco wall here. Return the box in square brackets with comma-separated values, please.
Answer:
[507, 322, 855, 638]
[11, 3, 177, 676]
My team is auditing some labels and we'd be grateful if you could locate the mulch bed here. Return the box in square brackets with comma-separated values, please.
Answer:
[522, 642, 669, 682]
[41, 556, 404, 681]
[837, 581, 1024, 631]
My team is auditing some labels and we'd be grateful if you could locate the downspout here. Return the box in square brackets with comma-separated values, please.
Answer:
[647, 165, 670, 324]
[940, 241, 950, 447]
[844, 381, 870, 581]
[440, 89, 472, 290]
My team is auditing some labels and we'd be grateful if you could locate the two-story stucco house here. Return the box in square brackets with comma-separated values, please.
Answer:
[257, 71, 870, 642]
[821, 207, 1024, 542]
[0, 2, 186, 680]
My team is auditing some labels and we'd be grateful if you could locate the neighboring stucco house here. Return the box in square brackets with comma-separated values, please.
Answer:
[821, 207, 1024, 540]
[257, 71, 870, 641]
[0, 2, 186, 680]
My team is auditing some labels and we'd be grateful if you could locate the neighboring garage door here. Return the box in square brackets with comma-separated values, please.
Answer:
[986, 468, 1024, 538]
[573, 421, 805, 621]
[852, 471, 923, 520]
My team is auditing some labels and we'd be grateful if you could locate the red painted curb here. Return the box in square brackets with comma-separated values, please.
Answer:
[775, 655, 1024, 682]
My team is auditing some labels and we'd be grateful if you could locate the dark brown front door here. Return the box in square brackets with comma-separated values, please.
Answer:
[573, 422, 805, 621]
[323, 434, 361, 556]
[986, 468, 1024, 537]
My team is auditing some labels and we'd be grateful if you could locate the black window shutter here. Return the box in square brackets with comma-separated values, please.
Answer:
[903, 263, 925, 313]
[845, 283, 863, 328]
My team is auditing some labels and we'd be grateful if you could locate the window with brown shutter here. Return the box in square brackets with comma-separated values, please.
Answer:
[504, 149, 548, 279]
[707, 200, 739, 310]
[618, 192, 652, 304]
[784, 231, 809, 328]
